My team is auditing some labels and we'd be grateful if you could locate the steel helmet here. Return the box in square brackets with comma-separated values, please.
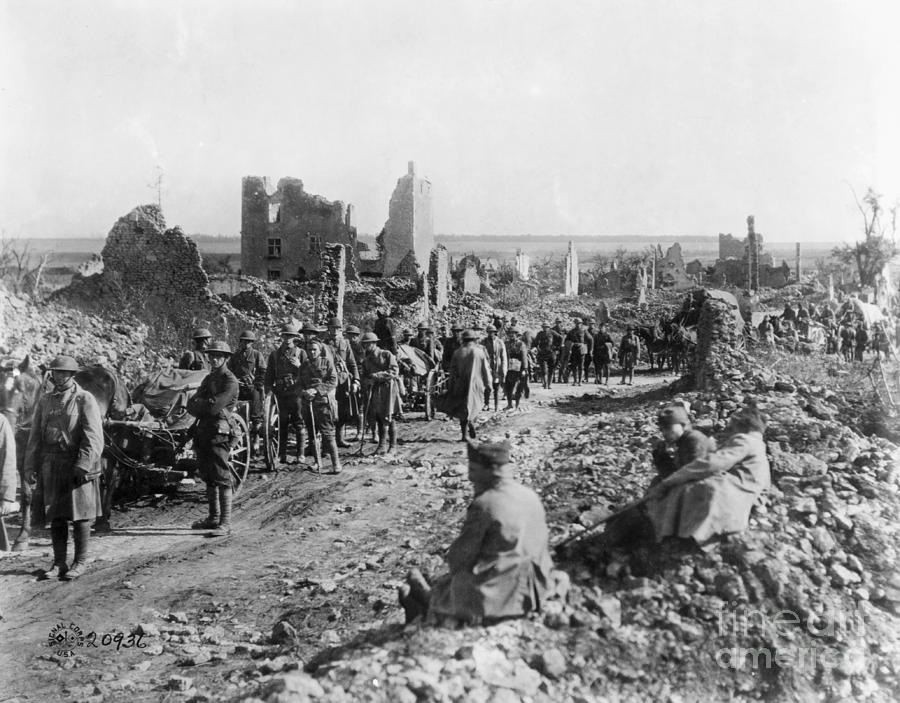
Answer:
[327, 316, 342, 328]
[239, 330, 257, 341]
[192, 327, 212, 339]
[206, 341, 233, 356]
[359, 332, 379, 344]
[280, 323, 301, 337]
[48, 355, 79, 372]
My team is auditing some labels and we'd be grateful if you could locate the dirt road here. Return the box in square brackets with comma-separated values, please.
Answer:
[0, 372, 673, 701]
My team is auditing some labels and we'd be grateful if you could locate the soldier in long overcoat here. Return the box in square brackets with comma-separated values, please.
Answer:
[179, 327, 212, 370]
[326, 317, 359, 448]
[441, 324, 464, 372]
[297, 339, 341, 473]
[503, 328, 530, 409]
[27, 355, 104, 581]
[187, 341, 239, 536]
[446, 330, 493, 441]
[359, 332, 401, 454]
[591, 322, 615, 385]
[228, 330, 266, 451]
[565, 318, 593, 386]
[264, 323, 309, 465]
[481, 325, 507, 412]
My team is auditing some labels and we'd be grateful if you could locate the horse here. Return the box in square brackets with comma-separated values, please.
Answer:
[73, 365, 132, 529]
[634, 323, 669, 372]
[668, 324, 697, 375]
[0, 355, 45, 550]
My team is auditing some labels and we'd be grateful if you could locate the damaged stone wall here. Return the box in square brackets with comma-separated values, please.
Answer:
[658, 243, 693, 290]
[381, 162, 433, 279]
[693, 297, 739, 391]
[100, 204, 210, 300]
[241, 176, 359, 282]
[313, 243, 346, 324]
[428, 245, 450, 310]
[564, 241, 579, 296]
[462, 265, 481, 295]
[515, 249, 530, 281]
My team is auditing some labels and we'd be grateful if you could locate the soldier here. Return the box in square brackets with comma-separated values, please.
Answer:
[27, 356, 104, 580]
[228, 331, 266, 453]
[854, 321, 869, 362]
[482, 325, 507, 411]
[299, 323, 336, 366]
[533, 322, 560, 389]
[651, 405, 713, 487]
[326, 317, 359, 449]
[504, 328, 531, 409]
[345, 325, 364, 367]
[565, 317, 592, 386]
[298, 338, 341, 473]
[410, 323, 442, 365]
[264, 323, 309, 465]
[839, 319, 855, 363]
[374, 308, 398, 354]
[583, 318, 597, 381]
[187, 342, 240, 536]
[618, 325, 641, 385]
[179, 328, 211, 370]
[0, 411, 17, 526]
[551, 318, 566, 382]
[446, 330, 492, 440]
[592, 322, 615, 385]
[441, 324, 464, 372]
[359, 332, 401, 454]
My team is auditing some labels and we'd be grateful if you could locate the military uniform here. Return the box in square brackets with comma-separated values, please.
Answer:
[264, 342, 309, 463]
[503, 336, 530, 408]
[328, 335, 359, 447]
[533, 328, 560, 389]
[591, 328, 614, 384]
[564, 324, 593, 386]
[179, 348, 209, 371]
[482, 333, 507, 411]
[618, 330, 641, 384]
[360, 342, 401, 454]
[297, 352, 341, 472]
[26, 368, 104, 580]
[228, 345, 266, 435]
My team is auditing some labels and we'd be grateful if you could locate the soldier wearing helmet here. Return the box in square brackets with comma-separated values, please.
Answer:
[297, 338, 341, 473]
[187, 341, 240, 536]
[27, 355, 104, 581]
[179, 327, 212, 370]
[264, 323, 309, 466]
[325, 317, 359, 449]
[359, 332, 401, 455]
[228, 331, 267, 453]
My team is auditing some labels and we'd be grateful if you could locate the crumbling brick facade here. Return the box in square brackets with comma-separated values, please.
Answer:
[381, 162, 433, 279]
[241, 176, 358, 282]
[313, 243, 345, 324]
[658, 243, 693, 290]
[718, 233, 745, 260]
[101, 204, 209, 300]
[428, 245, 450, 310]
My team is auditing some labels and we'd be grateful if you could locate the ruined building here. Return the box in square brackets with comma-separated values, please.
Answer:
[241, 177, 358, 282]
[379, 162, 433, 278]
[713, 216, 786, 289]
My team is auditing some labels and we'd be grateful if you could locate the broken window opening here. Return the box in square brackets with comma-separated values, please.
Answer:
[267, 269, 282, 280]
[268, 203, 281, 224]
[267, 237, 282, 259]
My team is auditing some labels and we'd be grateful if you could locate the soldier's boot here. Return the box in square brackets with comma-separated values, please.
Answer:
[325, 435, 342, 474]
[210, 486, 233, 536]
[63, 520, 91, 580]
[12, 500, 31, 551]
[251, 422, 263, 455]
[375, 422, 388, 455]
[192, 484, 220, 529]
[38, 518, 68, 580]
[295, 426, 307, 467]
[388, 421, 398, 453]
[335, 423, 351, 448]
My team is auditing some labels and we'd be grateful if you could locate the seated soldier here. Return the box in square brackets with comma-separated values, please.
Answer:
[650, 405, 713, 486]
[398, 440, 566, 625]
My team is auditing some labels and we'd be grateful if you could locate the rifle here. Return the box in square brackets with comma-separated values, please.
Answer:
[358, 385, 373, 455]
[307, 396, 322, 472]
[0, 516, 8, 551]
[553, 495, 651, 557]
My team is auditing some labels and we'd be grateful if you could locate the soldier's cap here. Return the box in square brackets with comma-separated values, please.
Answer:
[485, 324, 497, 333]
[584, 317, 595, 324]
[658, 405, 690, 427]
[541, 322, 549, 327]
[461, 329, 479, 341]
[360, 332, 380, 344]
[506, 327, 519, 334]
[280, 323, 301, 337]
[327, 316, 342, 328]
[300, 323, 322, 334]
[48, 355, 79, 372]
[239, 330, 257, 341]
[192, 327, 212, 339]
[467, 440, 513, 473]
[626, 324, 635, 331]
[416, 323, 429, 330]
[451, 323, 463, 331]
[345, 325, 361, 335]
[206, 341, 233, 356]
[572, 317, 583, 324]
[554, 318, 562, 324]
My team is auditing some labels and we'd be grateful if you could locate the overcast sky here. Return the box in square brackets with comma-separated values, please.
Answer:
[2, 0, 898, 243]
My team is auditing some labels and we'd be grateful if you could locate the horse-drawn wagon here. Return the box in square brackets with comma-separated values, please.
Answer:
[396, 343, 446, 420]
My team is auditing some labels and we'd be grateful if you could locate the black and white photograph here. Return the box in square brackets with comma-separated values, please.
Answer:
[1, 1, 899, 700]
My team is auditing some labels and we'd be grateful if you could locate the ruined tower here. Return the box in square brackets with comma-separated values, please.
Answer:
[381, 162, 433, 279]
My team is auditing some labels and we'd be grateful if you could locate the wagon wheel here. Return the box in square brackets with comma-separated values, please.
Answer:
[263, 391, 280, 471]
[424, 369, 437, 419]
[230, 413, 251, 494]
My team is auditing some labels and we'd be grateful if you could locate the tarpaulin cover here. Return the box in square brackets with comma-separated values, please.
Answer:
[132, 368, 208, 421]
[396, 344, 434, 377]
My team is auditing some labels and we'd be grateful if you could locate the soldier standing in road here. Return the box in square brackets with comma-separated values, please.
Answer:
[592, 322, 615, 385]
[482, 325, 507, 412]
[359, 332, 401, 455]
[565, 318, 592, 387]
[533, 322, 560, 389]
[179, 328, 212, 370]
[298, 338, 341, 473]
[551, 319, 566, 382]
[228, 331, 266, 453]
[27, 355, 104, 580]
[618, 326, 641, 385]
[446, 329, 493, 441]
[326, 317, 359, 449]
[503, 328, 530, 409]
[187, 342, 239, 536]
[264, 323, 309, 465]
[441, 324, 464, 372]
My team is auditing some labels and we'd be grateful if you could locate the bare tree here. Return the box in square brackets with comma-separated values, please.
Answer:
[832, 187, 899, 286]
[0, 236, 51, 295]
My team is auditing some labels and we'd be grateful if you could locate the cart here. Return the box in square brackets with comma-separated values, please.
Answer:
[396, 343, 447, 419]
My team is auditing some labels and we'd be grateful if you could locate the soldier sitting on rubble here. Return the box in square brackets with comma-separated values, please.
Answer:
[650, 405, 713, 487]
[398, 440, 567, 625]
